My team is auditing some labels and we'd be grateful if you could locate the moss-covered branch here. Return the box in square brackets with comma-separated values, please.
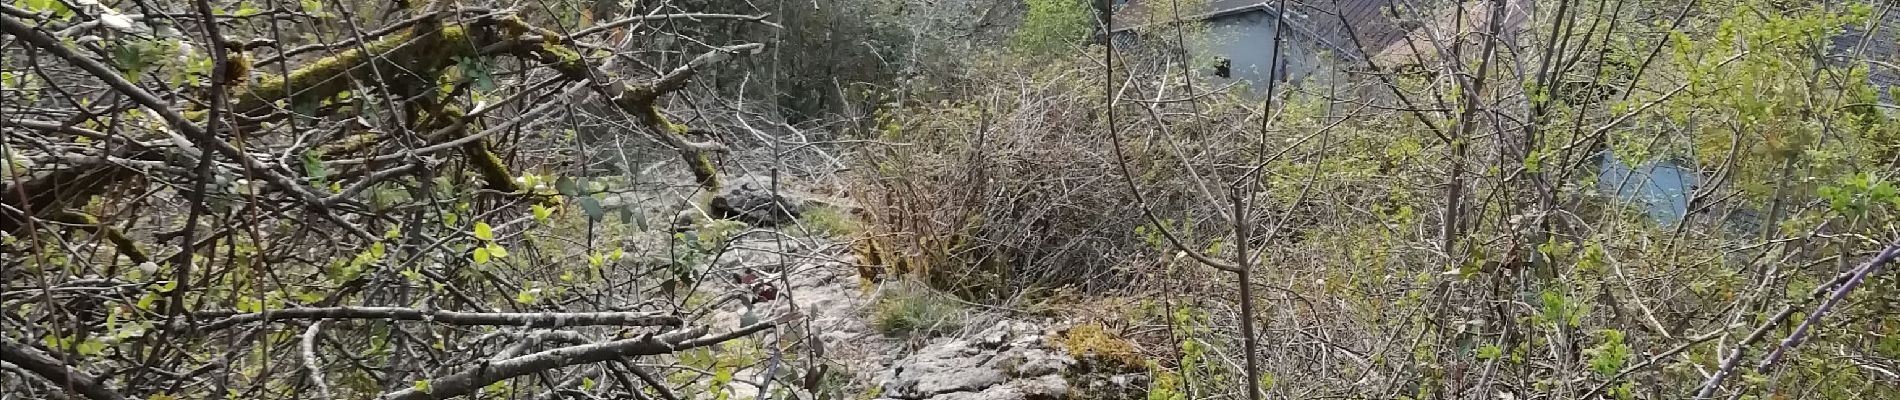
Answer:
[491, 18, 759, 190]
[45, 211, 149, 264]
[229, 21, 476, 115]
[230, 14, 759, 193]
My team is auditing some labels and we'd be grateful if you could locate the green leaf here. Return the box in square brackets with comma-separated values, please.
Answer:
[136, 292, 159, 310]
[296, 290, 325, 303]
[414, 380, 432, 394]
[302, 151, 329, 186]
[17, 0, 71, 19]
[112, 43, 149, 78]
[483, 381, 508, 395]
[1477, 344, 1503, 360]
[473, 247, 491, 264]
[579, 197, 603, 222]
[532, 204, 552, 223]
[473, 222, 494, 241]
[75, 338, 106, 356]
[486, 243, 509, 258]
[555, 177, 580, 197]
[514, 288, 539, 304]
[456, 56, 497, 92]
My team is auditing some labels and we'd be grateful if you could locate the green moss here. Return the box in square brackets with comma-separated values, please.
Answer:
[539, 44, 587, 71]
[1057, 323, 1146, 373]
[623, 100, 719, 190]
[231, 26, 475, 115]
[47, 211, 148, 264]
[233, 30, 411, 113]
[318, 132, 381, 157]
[461, 140, 518, 192]
[421, 107, 518, 194]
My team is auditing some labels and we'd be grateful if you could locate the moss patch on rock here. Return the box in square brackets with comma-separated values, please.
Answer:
[1055, 322, 1146, 374]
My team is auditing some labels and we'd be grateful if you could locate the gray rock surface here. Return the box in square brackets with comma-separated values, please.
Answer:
[711, 174, 805, 226]
[705, 239, 900, 399]
[875, 322, 1084, 400]
[699, 235, 1144, 400]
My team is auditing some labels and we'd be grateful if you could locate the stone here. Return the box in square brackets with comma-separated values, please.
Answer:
[710, 174, 805, 226]
[873, 321, 1100, 400]
[991, 346, 1073, 378]
[671, 209, 700, 232]
[1012, 374, 1071, 398]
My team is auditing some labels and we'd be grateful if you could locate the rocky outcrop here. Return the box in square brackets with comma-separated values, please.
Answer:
[874, 321, 1147, 400]
[876, 321, 1069, 400]
[711, 174, 805, 226]
[697, 234, 1147, 400]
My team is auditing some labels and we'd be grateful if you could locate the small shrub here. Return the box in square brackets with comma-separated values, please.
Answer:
[795, 205, 861, 238]
[872, 283, 965, 337]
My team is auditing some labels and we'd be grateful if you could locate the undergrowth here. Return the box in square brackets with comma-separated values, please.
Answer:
[872, 282, 966, 337]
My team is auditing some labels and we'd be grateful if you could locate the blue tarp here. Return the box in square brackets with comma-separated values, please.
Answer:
[1599, 151, 1698, 223]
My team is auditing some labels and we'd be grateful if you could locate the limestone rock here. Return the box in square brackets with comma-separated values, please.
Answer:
[874, 321, 1132, 400]
[710, 174, 805, 226]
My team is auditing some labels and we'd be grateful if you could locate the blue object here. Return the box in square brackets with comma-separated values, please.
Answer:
[1598, 151, 1698, 223]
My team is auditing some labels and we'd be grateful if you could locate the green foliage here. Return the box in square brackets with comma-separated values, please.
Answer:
[1011, 0, 1094, 56]
[1535, 289, 1589, 329]
[1585, 329, 1632, 376]
[794, 205, 861, 237]
[13, 0, 74, 20]
[872, 283, 965, 337]
[1819, 172, 1899, 217]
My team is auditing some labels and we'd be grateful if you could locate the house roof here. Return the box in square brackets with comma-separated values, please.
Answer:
[1368, 1, 1526, 67]
[1109, 0, 1284, 32]
[1110, 0, 1410, 57]
[1835, 1, 1898, 103]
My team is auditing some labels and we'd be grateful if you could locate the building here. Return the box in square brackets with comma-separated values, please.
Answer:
[1108, 0, 1409, 86]
[1832, 1, 1900, 106]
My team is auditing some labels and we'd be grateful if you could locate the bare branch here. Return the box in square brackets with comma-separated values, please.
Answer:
[378, 319, 782, 400]
[197, 307, 684, 331]
[301, 321, 334, 400]
[571, 13, 778, 38]
[0, 340, 127, 400]
[1692, 240, 1900, 399]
